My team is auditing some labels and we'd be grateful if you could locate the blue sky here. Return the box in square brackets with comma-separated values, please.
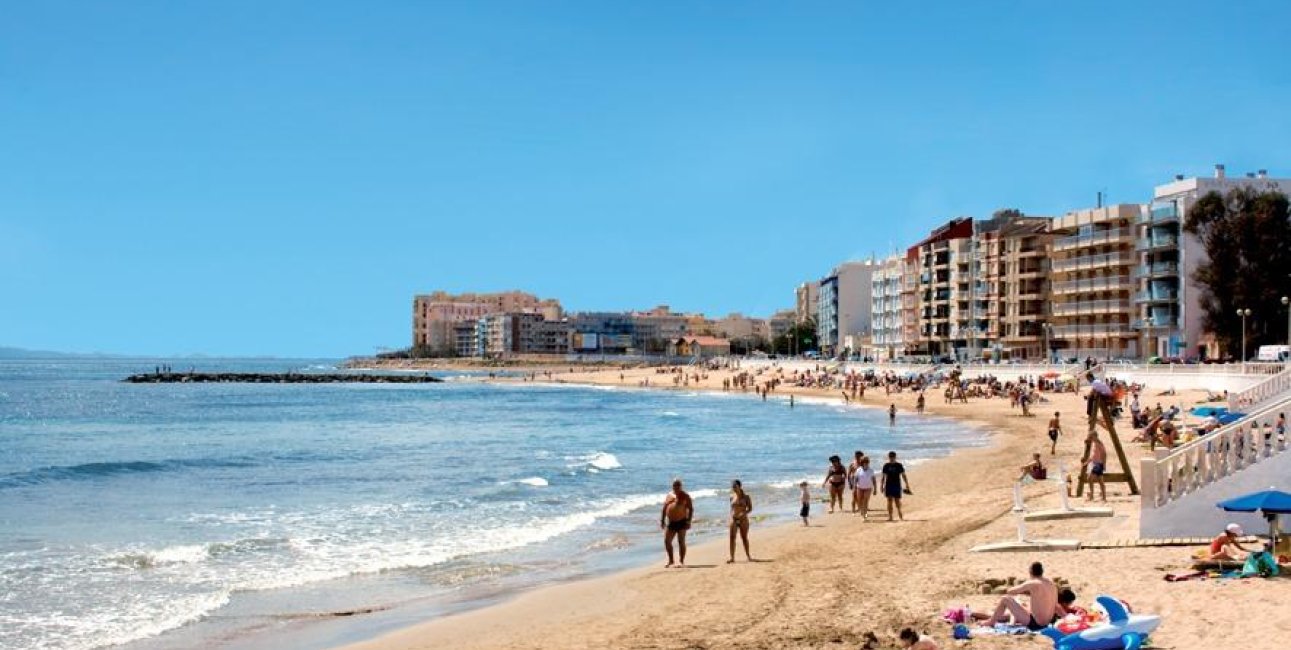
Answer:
[3, 2, 1290, 357]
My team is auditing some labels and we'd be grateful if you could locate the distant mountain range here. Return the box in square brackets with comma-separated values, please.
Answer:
[0, 346, 119, 359]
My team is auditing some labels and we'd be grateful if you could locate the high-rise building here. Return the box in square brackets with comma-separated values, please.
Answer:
[870, 255, 907, 360]
[815, 260, 877, 357]
[1142, 165, 1291, 359]
[1048, 204, 1141, 360]
[972, 212, 1053, 360]
[910, 218, 975, 358]
[795, 281, 819, 326]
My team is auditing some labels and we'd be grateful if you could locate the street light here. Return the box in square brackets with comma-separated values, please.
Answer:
[1236, 308, 1252, 362]
[1282, 296, 1290, 350]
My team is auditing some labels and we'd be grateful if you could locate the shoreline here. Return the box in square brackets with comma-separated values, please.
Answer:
[327, 367, 1110, 650]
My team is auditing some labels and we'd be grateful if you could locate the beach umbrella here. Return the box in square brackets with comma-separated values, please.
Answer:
[1042, 371, 1061, 378]
[1217, 488, 1291, 549]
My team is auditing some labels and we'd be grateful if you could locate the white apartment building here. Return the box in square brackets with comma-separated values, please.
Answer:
[1143, 165, 1291, 359]
[816, 260, 876, 357]
[869, 255, 906, 359]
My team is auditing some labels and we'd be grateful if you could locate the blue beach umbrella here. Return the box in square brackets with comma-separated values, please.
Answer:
[1217, 489, 1291, 514]
[1217, 488, 1291, 547]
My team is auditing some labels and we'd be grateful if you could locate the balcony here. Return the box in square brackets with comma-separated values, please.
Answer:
[1136, 234, 1179, 252]
[1050, 276, 1131, 294]
[1134, 262, 1179, 279]
[1134, 317, 1177, 330]
[1051, 252, 1136, 273]
[1053, 228, 1134, 252]
[1142, 203, 1180, 225]
[1050, 323, 1136, 337]
[1051, 300, 1131, 316]
[1134, 289, 1178, 303]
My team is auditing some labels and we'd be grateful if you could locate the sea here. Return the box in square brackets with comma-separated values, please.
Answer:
[0, 358, 989, 650]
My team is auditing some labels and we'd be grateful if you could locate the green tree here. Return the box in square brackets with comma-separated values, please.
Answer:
[772, 318, 819, 355]
[992, 208, 1024, 220]
[1183, 188, 1291, 357]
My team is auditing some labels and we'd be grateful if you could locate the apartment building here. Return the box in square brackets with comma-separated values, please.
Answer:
[715, 313, 770, 343]
[412, 290, 562, 354]
[1142, 165, 1291, 359]
[910, 218, 975, 358]
[816, 260, 876, 357]
[1047, 204, 1141, 360]
[972, 213, 1052, 360]
[795, 281, 819, 326]
[476, 312, 571, 357]
[870, 255, 907, 360]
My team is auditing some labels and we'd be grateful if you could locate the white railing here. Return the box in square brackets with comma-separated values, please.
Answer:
[1141, 396, 1291, 509]
[1104, 362, 1287, 376]
[1054, 229, 1134, 250]
[1051, 300, 1131, 316]
[1050, 277, 1131, 294]
[1051, 252, 1136, 273]
[1228, 365, 1291, 411]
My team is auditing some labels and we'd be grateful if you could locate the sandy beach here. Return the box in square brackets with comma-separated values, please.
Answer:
[339, 363, 1290, 650]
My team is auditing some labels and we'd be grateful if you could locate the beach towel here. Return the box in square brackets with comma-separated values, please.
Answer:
[1241, 551, 1280, 578]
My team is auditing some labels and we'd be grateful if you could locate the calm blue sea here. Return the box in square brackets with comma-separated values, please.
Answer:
[0, 359, 987, 650]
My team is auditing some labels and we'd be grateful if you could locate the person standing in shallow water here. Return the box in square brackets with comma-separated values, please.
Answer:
[727, 479, 753, 563]
[889, 404, 897, 425]
[661, 479, 693, 567]
[880, 451, 910, 521]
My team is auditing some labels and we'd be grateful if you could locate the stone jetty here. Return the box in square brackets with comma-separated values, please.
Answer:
[124, 372, 442, 384]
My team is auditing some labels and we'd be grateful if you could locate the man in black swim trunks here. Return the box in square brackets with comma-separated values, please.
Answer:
[1047, 411, 1062, 455]
[989, 561, 1059, 630]
[661, 478, 693, 567]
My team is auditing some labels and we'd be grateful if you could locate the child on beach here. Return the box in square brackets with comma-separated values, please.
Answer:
[798, 481, 810, 526]
[898, 627, 938, 649]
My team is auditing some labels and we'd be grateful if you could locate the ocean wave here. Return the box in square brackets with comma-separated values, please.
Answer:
[566, 452, 621, 471]
[660, 411, 681, 417]
[766, 477, 814, 489]
[0, 457, 259, 489]
[507, 477, 549, 487]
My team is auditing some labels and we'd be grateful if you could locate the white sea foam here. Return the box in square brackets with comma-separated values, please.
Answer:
[767, 477, 814, 489]
[567, 451, 622, 471]
[513, 477, 549, 487]
[660, 411, 681, 417]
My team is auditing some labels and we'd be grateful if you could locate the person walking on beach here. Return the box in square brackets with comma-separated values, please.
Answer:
[847, 450, 865, 513]
[798, 481, 811, 526]
[854, 455, 876, 519]
[823, 455, 848, 513]
[1047, 412, 1062, 455]
[916, 393, 925, 415]
[880, 451, 909, 521]
[661, 479, 693, 567]
[1081, 432, 1108, 502]
[727, 479, 753, 563]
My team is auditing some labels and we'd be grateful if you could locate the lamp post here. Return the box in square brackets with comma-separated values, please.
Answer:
[1282, 296, 1290, 350]
[1236, 308, 1252, 362]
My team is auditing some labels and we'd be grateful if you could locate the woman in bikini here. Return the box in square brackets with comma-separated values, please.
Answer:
[823, 455, 848, 513]
[728, 479, 753, 563]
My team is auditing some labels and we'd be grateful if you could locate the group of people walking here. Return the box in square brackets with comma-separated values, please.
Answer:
[662, 451, 913, 567]
[822, 451, 910, 520]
